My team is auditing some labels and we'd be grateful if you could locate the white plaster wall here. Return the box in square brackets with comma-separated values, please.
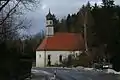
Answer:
[45, 51, 71, 65]
[36, 51, 83, 67]
[36, 51, 45, 67]
[45, 51, 82, 65]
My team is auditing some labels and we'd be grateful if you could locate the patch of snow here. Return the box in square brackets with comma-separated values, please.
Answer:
[76, 66, 84, 69]
[75, 66, 96, 71]
[31, 69, 39, 73]
[75, 66, 105, 72]
[75, 66, 120, 74]
[31, 69, 52, 75]
[84, 68, 94, 71]
[46, 67, 72, 70]
[105, 69, 120, 74]
[96, 69, 103, 72]
[103, 65, 109, 68]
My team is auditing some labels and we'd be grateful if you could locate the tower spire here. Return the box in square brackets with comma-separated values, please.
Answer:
[49, 8, 51, 14]
[46, 8, 54, 37]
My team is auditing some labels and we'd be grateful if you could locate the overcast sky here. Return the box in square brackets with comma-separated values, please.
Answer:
[24, 0, 120, 35]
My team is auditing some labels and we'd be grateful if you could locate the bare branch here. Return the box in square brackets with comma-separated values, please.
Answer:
[0, 0, 40, 41]
[22, 2, 33, 11]
[0, 18, 31, 35]
[20, 0, 39, 11]
[0, 0, 10, 12]
[0, 0, 21, 25]
[7, 20, 25, 33]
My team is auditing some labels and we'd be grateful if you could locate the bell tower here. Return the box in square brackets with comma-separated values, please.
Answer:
[46, 9, 54, 37]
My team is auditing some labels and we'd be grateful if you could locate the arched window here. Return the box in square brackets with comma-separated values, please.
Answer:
[59, 55, 62, 62]
[39, 54, 41, 58]
[48, 55, 51, 60]
[50, 21, 52, 25]
[47, 55, 51, 66]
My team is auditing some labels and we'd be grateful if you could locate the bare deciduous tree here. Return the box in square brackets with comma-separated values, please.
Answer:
[0, 0, 40, 42]
[0, 0, 40, 25]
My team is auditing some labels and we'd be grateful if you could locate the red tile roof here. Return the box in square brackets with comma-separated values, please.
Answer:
[36, 32, 85, 51]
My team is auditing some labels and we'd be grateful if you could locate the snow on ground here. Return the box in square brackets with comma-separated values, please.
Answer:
[76, 66, 120, 75]
[31, 69, 53, 75]
[75, 66, 95, 71]
[31, 69, 39, 73]
[76, 66, 84, 69]
[32, 66, 120, 75]
[47, 66, 95, 71]
[105, 69, 120, 75]
[83, 68, 94, 71]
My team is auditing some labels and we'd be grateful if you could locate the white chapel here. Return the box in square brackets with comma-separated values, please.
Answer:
[36, 10, 85, 67]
